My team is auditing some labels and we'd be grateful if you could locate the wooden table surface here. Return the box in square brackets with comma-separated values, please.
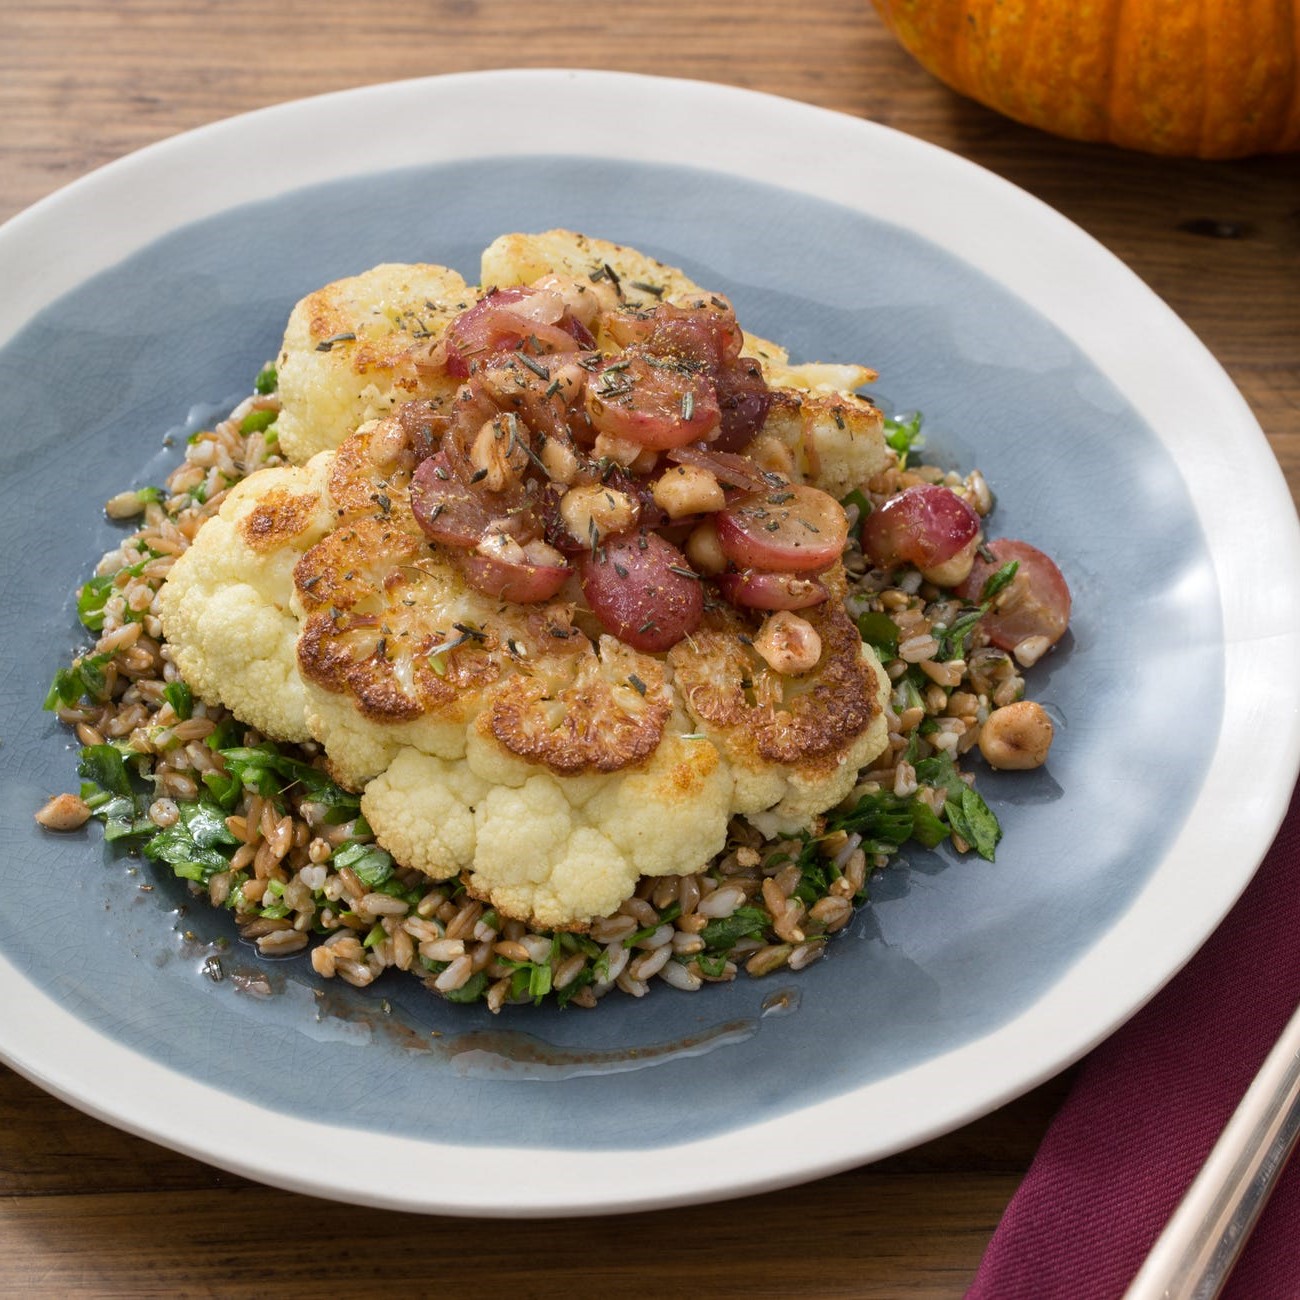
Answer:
[2, 2, 1297, 1295]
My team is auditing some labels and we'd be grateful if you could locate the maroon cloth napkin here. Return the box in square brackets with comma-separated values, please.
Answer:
[967, 778, 1300, 1299]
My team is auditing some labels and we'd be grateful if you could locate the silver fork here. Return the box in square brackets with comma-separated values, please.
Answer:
[1124, 1000, 1300, 1299]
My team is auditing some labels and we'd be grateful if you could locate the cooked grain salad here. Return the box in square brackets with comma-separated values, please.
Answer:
[38, 364, 1068, 1012]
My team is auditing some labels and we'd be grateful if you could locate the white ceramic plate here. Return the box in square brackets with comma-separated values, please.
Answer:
[2, 70, 1298, 1215]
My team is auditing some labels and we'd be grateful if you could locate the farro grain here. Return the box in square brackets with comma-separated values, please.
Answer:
[554, 954, 588, 989]
[493, 939, 531, 963]
[602, 944, 631, 983]
[761, 877, 787, 917]
[434, 955, 474, 992]
[311, 946, 337, 978]
[697, 886, 745, 919]
[772, 900, 806, 944]
[591, 914, 637, 943]
[619, 897, 658, 926]
[651, 877, 679, 910]
[659, 961, 702, 992]
[486, 977, 511, 1013]
[520, 933, 552, 964]
[391, 927, 415, 971]
[745, 944, 793, 977]
[445, 902, 484, 941]
[788, 941, 826, 971]
[629, 946, 672, 980]
[337, 960, 376, 987]
[634, 924, 674, 951]
[149, 798, 179, 828]
[257, 929, 309, 956]
[242, 916, 292, 939]
[809, 896, 853, 932]
[420, 937, 466, 963]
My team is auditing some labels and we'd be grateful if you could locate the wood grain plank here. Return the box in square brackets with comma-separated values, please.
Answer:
[0, 1061, 1074, 1196]
[0, 1173, 1019, 1299]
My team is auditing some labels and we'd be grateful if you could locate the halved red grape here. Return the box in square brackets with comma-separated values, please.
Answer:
[603, 302, 769, 451]
[443, 288, 589, 378]
[860, 484, 981, 571]
[715, 484, 848, 573]
[604, 300, 742, 365]
[579, 531, 703, 652]
[713, 356, 773, 452]
[461, 551, 571, 604]
[410, 452, 494, 548]
[717, 569, 829, 611]
[954, 539, 1071, 652]
[585, 351, 721, 450]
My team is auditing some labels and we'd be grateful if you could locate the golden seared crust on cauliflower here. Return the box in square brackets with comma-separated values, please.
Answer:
[275, 263, 473, 463]
[668, 592, 891, 830]
[156, 459, 335, 742]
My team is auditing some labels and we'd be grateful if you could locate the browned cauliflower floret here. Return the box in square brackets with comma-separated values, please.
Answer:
[275, 263, 472, 463]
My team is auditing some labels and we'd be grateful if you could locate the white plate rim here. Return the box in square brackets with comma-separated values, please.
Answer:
[3, 68, 1299, 1216]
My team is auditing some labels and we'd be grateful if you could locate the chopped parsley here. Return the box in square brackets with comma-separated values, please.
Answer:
[883, 411, 924, 466]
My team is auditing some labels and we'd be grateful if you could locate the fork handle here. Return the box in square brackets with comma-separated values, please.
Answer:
[1124, 1000, 1300, 1300]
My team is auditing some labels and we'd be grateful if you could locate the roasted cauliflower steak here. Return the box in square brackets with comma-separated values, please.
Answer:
[160, 234, 896, 928]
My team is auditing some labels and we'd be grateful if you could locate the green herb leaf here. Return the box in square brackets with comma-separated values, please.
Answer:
[936, 607, 986, 661]
[696, 951, 730, 978]
[254, 364, 278, 394]
[701, 906, 771, 952]
[912, 749, 966, 801]
[332, 842, 393, 888]
[981, 559, 1020, 602]
[442, 971, 488, 1004]
[528, 962, 553, 1001]
[218, 744, 361, 817]
[76, 576, 116, 631]
[945, 785, 1002, 861]
[77, 744, 134, 797]
[909, 799, 951, 849]
[163, 680, 193, 720]
[855, 611, 899, 658]
[92, 793, 155, 841]
[179, 799, 241, 851]
[45, 653, 116, 711]
[239, 409, 278, 435]
[841, 488, 871, 523]
[883, 411, 924, 465]
[143, 808, 236, 884]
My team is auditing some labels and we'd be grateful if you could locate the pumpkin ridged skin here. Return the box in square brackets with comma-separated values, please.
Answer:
[873, 0, 1300, 159]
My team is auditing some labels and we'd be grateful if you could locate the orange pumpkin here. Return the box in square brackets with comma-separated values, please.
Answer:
[872, 0, 1300, 158]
